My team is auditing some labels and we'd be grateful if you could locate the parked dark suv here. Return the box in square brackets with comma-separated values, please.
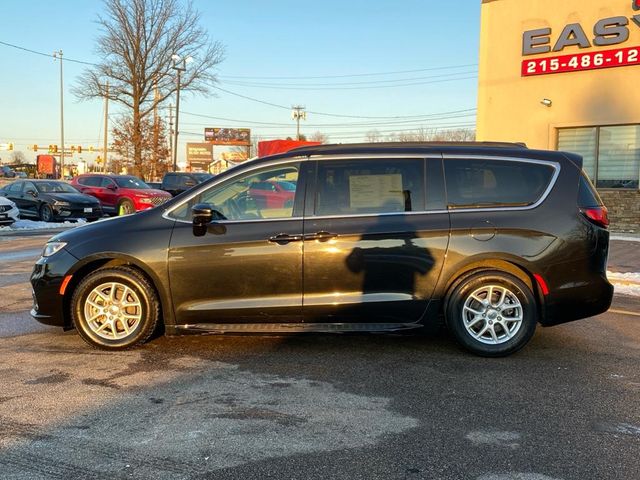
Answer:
[30, 143, 613, 356]
[161, 172, 213, 197]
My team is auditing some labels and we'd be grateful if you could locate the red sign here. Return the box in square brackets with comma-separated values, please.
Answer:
[522, 45, 640, 77]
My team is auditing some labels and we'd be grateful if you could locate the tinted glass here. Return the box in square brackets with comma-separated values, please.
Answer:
[170, 164, 300, 221]
[114, 176, 150, 189]
[163, 174, 177, 187]
[80, 176, 102, 187]
[36, 182, 79, 193]
[315, 159, 425, 216]
[7, 182, 23, 193]
[193, 173, 213, 183]
[445, 159, 555, 208]
[278, 181, 296, 191]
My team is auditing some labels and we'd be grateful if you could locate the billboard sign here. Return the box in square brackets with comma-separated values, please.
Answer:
[186, 143, 213, 171]
[204, 128, 251, 146]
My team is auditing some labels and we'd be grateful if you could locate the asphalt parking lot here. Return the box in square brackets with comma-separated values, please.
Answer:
[0, 233, 638, 480]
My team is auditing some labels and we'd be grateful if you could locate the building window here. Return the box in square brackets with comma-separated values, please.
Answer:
[558, 125, 640, 189]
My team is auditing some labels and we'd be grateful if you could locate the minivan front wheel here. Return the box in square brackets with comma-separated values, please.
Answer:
[446, 271, 537, 357]
[71, 267, 160, 350]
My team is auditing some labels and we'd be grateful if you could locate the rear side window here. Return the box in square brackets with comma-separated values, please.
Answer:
[315, 159, 425, 216]
[444, 159, 555, 208]
[578, 171, 604, 207]
[163, 174, 177, 187]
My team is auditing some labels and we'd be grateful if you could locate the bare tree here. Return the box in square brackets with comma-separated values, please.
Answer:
[309, 131, 330, 144]
[365, 129, 383, 143]
[74, 0, 225, 173]
[384, 128, 476, 143]
[110, 115, 170, 179]
[9, 151, 27, 164]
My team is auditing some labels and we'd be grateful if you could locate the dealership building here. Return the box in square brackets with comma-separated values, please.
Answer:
[477, 0, 640, 231]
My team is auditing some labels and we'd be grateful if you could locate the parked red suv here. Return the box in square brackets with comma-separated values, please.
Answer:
[71, 174, 172, 215]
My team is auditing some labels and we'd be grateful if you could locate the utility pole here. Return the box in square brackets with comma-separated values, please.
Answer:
[291, 105, 307, 141]
[168, 104, 174, 165]
[103, 80, 109, 173]
[53, 50, 64, 179]
[152, 80, 159, 180]
[171, 55, 190, 172]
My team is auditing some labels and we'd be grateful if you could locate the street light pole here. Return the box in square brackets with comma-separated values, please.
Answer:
[53, 50, 65, 179]
[171, 55, 191, 172]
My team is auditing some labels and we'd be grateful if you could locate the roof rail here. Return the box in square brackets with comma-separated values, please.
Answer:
[288, 141, 528, 153]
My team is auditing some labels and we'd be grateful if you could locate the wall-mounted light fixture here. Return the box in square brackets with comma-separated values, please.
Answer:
[540, 98, 553, 107]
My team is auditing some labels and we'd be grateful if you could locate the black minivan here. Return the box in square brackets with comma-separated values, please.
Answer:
[30, 143, 613, 356]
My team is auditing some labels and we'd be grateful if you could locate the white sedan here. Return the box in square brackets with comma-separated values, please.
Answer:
[0, 196, 20, 226]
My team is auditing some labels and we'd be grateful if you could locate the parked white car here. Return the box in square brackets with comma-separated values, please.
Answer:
[0, 196, 20, 226]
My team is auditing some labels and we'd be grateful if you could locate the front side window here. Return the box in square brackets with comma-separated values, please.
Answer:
[444, 159, 555, 208]
[314, 159, 425, 216]
[169, 163, 300, 221]
[7, 182, 23, 193]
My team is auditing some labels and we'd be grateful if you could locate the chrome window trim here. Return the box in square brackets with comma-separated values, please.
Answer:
[442, 154, 561, 214]
[162, 157, 306, 223]
[163, 153, 561, 223]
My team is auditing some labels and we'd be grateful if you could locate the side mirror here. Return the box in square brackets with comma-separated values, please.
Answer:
[192, 203, 214, 226]
[184, 180, 196, 188]
[27, 189, 38, 197]
[106, 184, 117, 191]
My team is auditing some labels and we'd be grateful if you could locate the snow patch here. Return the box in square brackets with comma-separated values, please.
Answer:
[477, 474, 563, 480]
[610, 235, 640, 242]
[0, 219, 86, 232]
[608, 271, 640, 297]
[466, 430, 521, 449]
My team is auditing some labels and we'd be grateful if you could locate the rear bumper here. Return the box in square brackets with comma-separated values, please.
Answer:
[540, 275, 614, 326]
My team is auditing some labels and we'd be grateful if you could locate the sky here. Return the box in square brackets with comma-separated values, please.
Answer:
[0, 0, 481, 165]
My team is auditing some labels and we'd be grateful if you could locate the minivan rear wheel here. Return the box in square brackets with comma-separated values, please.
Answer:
[71, 266, 160, 350]
[446, 271, 537, 357]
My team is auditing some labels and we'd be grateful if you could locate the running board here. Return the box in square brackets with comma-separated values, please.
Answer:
[175, 322, 422, 334]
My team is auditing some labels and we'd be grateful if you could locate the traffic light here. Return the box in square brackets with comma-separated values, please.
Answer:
[8, 143, 13, 151]
[53, 145, 58, 153]
[77, 146, 82, 154]
[33, 144, 38, 152]
[89, 146, 94, 152]
[70, 145, 76, 153]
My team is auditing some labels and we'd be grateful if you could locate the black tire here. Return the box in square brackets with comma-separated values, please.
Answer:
[39, 204, 54, 222]
[71, 266, 161, 350]
[117, 199, 135, 216]
[445, 270, 537, 357]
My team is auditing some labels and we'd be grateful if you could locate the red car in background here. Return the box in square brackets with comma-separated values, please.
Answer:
[248, 180, 296, 209]
[71, 174, 172, 215]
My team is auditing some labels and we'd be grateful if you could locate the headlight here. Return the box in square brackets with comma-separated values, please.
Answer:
[42, 242, 67, 257]
[53, 201, 70, 208]
[138, 197, 154, 204]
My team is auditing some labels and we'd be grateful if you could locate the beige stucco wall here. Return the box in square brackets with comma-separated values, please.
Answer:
[477, 0, 640, 150]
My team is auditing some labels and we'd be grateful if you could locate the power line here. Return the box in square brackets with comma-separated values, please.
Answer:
[221, 71, 478, 89]
[219, 63, 478, 80]
[211, 85, 475, 120]
[179, 111, 476, 129]
[0, 40, 98, 66]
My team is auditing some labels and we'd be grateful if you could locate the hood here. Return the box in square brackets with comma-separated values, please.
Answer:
[0, 196, 16, 207]
[133, 189, 172, 198]
[48, 193, 101, 205]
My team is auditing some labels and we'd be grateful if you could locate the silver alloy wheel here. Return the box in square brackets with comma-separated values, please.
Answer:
[83, 282, 143, 340]
[462, 284, 523, 345]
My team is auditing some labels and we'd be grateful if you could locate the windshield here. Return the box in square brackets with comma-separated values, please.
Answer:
[114, 176, 150, 189]
[35, 182, 80, 194]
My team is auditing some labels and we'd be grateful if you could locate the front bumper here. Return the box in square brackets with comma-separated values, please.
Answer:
[30, 248, 79, 327]
[0, 206, 20, 225]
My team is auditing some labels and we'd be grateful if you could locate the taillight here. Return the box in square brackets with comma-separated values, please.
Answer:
[580, 206, 609, 228]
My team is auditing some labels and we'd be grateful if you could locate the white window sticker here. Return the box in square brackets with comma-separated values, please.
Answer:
[349, 174, 404, 209]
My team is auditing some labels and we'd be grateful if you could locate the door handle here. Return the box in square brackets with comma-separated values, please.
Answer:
[305, 231, 338, 242]
[268, 233, 303, 245]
